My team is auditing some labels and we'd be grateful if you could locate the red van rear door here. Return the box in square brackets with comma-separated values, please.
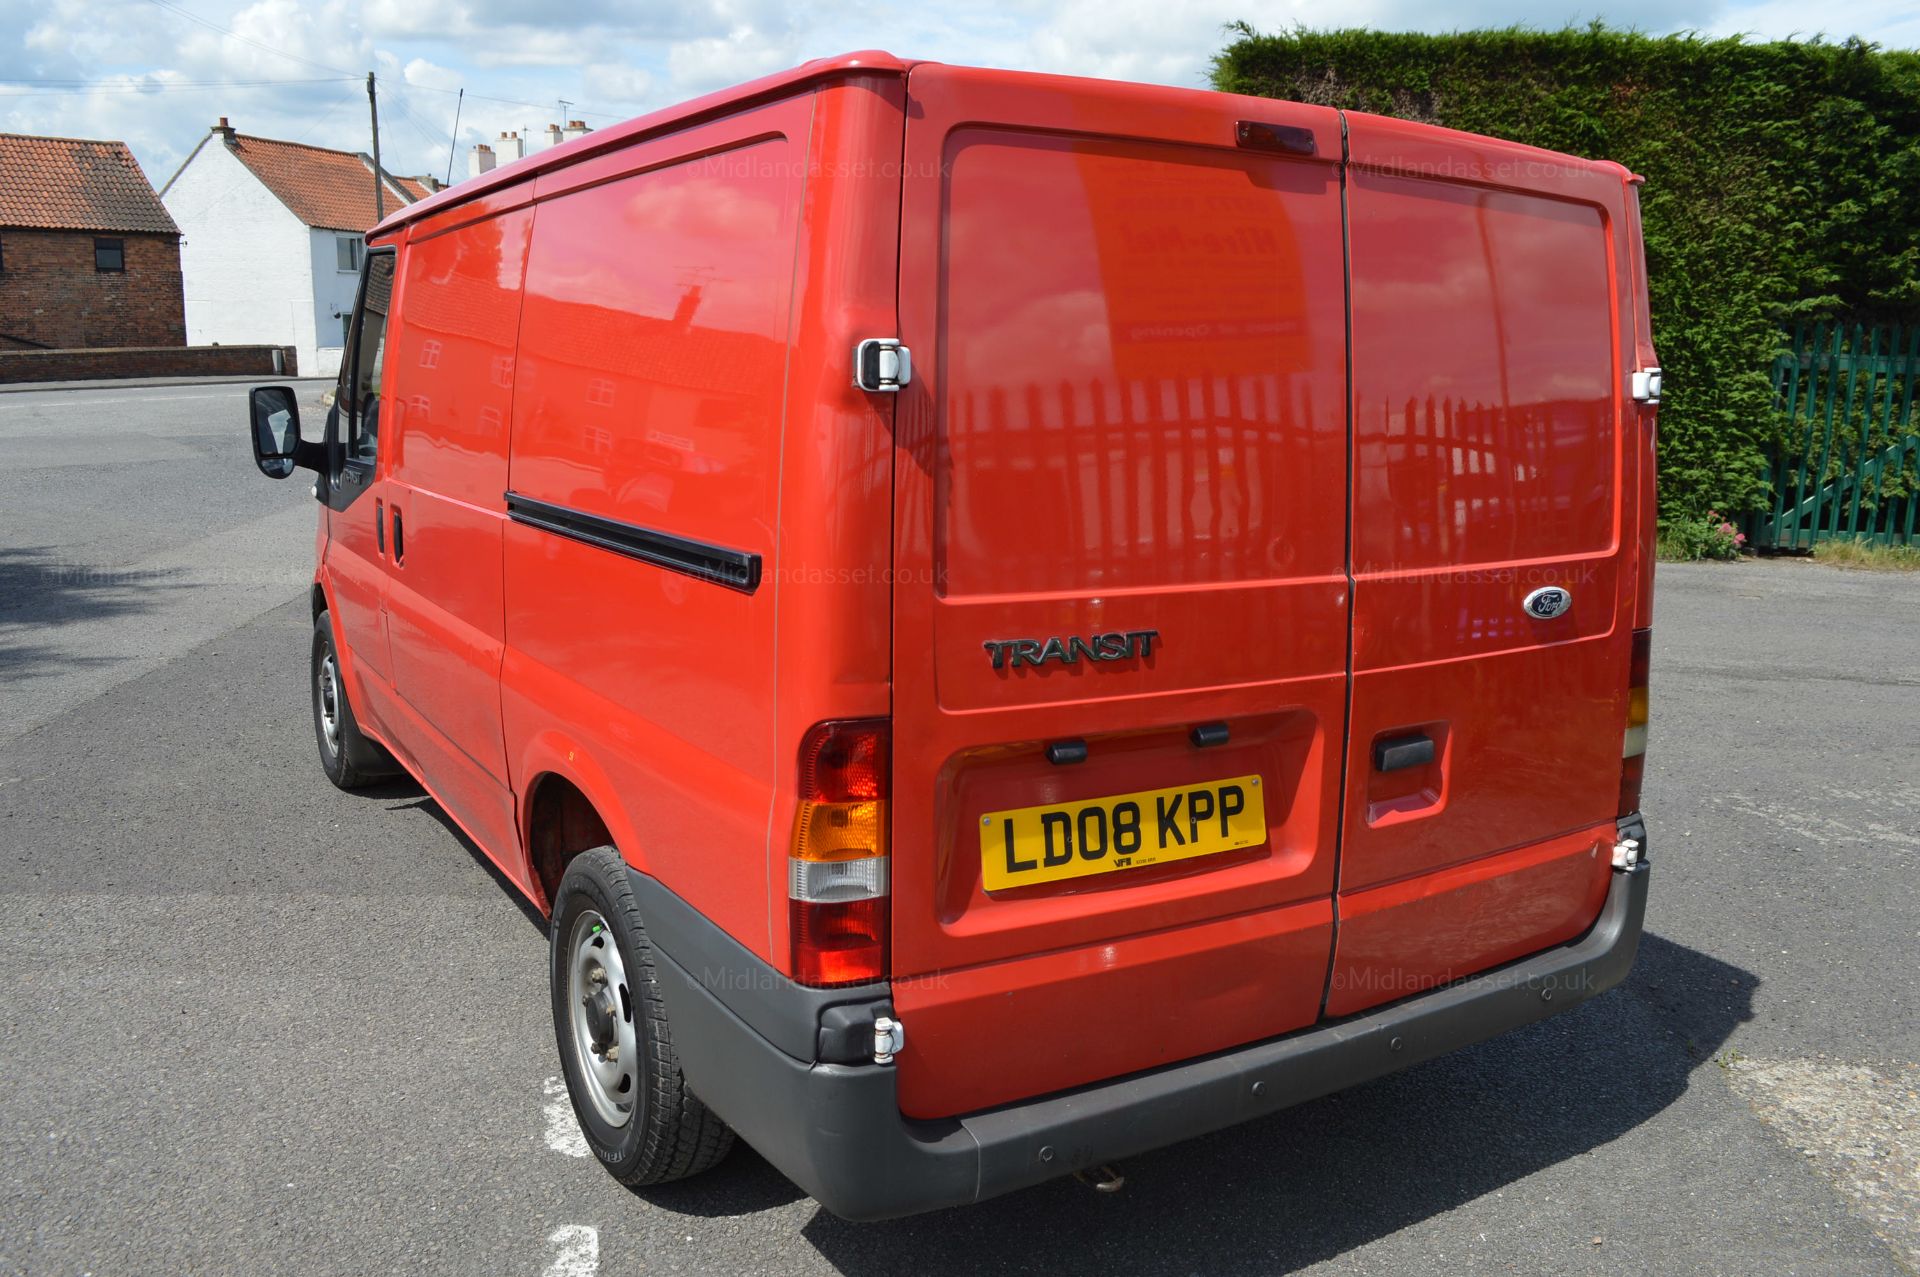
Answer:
[887, 66, 1350, 1119]
[1327, 117, 1638, 1016]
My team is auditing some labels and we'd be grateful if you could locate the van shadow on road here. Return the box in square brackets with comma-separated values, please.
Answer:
[381, 787, 551, 934]
[732, 932, 1746, 1274]
[0, 545, 184, 683]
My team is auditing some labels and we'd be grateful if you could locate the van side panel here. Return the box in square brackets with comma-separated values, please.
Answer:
[1329, 123, 1634, 1015]
[500, 98, 812, 955]
[379, 206, 532, 873]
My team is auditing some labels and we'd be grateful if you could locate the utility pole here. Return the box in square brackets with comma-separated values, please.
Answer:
[366, 71, 385, 223]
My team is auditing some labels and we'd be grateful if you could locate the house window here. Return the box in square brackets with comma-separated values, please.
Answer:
[336, 235, 362, 273]
[94, 238, 125, 272]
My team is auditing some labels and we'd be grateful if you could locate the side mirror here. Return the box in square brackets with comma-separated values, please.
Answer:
[249, 385, 320, 478]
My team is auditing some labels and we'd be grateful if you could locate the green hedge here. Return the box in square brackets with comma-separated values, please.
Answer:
[1212, 24, 1920, 519]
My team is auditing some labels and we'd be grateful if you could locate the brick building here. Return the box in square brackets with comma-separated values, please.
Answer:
[0, 133, 185, 350]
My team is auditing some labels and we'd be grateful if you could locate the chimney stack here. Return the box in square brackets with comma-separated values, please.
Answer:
[543, 123, 564, 149]
[213, 117, 236, 144]
[468, 142, 495, 178]
[672, 285, 703, 330]
[497, 130, 525, 163]
[563, 119, 591, 143]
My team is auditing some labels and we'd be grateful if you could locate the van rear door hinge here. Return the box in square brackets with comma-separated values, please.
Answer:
[872, 1015, 905, 1065]
[853, 338, 911, 393]
[1631, 367, 1663, 404]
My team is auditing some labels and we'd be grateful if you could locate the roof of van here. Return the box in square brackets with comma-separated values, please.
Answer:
[374, 51, 1629, 238]
[371, 51, 917, 237]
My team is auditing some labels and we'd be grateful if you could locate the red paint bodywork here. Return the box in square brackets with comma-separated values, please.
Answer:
[313, 54, 1655, 1124]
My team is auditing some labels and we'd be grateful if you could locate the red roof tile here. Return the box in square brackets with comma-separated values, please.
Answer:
[225, 133, 417, 232]
[0, 133, 177, 234]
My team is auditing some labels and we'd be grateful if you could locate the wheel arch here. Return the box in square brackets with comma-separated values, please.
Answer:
[519, 734, 649, 914]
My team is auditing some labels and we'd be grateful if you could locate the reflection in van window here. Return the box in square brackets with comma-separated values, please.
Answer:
[345, 252, 396, 465]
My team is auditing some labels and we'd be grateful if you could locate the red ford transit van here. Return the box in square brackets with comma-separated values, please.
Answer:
[246, 51, 1657, 1220]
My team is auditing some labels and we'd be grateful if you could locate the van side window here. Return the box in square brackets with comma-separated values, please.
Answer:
[342, 251, 395, 466]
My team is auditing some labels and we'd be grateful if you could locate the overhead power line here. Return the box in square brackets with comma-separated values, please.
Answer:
[2, 76, 354, 87]
[141, 0, 358, 78]
[404, 82, 633, 122]
[0, 78, 354, 96]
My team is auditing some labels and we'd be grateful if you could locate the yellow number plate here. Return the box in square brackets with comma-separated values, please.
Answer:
[979, 774, 1266, 892]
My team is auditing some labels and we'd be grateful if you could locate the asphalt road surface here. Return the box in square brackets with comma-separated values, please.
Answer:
[2, 381, 1916, 1275]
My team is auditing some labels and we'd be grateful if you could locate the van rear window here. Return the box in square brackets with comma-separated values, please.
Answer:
[933, 132, 1349, 597]
[1347, 174, 1615, 571]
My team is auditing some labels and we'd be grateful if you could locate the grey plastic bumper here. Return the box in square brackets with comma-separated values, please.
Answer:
[637, 861, 1649, 1222]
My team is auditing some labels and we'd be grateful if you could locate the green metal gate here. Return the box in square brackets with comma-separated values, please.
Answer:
[1751, 321, 1920, 549]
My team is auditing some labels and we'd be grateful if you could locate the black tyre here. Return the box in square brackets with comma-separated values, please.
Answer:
[311, 609, 396, 790]
[550, 846, 734, 1185]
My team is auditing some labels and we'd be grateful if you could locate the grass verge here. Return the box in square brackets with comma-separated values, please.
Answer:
[1811, 539, 1920, 571]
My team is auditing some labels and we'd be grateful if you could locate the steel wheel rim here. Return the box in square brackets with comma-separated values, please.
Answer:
[317, 652, 342, 757]
[567, 909, 638, 1128]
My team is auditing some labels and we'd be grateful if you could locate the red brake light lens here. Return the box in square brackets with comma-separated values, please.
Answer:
[1619, 754, 1647, 820]
[789, 897, 888, 987]
[798, 719, 889, 803]
[1629, 627, 1652, 692]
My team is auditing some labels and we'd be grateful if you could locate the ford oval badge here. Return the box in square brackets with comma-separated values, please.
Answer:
[1523, 586, 1572, 620]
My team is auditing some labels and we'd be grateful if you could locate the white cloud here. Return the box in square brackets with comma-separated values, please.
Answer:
[665, 29, 798, 97]
[401, 56, 461, 91]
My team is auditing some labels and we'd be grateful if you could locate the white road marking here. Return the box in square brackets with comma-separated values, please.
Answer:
[543, 1076, 590, 1157]
[1727, 1056, 1920, 1269]
[543, 1225, 599, 1277]
[1714, 791, 1920, 851]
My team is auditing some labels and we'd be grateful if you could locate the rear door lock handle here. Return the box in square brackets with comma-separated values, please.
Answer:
[1374, 734, 1436, 772]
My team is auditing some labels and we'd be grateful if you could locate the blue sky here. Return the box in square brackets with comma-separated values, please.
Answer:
[5, 0, 1918, 190]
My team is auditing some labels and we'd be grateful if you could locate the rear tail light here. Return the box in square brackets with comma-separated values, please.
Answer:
[1619, 628, 1651, 817]
[789, 719, 889, 986]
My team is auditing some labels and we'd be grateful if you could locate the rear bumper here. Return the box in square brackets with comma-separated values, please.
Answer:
[635, 858, 1648, 1222]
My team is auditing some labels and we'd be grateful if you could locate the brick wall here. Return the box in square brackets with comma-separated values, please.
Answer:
[0, 344, 296, 384]
[0, 229, 187, 350]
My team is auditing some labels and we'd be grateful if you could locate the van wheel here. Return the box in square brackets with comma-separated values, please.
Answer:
[311, 610, 395, 790]
[551, 847, 735, 1186]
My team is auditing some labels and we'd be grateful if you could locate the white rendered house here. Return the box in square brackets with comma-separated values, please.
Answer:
[161, 119, 434, 377]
